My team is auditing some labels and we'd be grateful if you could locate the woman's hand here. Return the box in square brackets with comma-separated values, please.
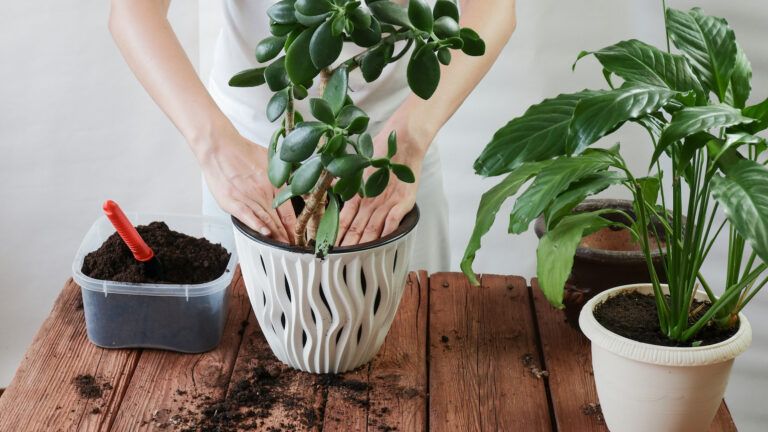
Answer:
[337, 126, 424, 246]
[197, 129, 296, 244]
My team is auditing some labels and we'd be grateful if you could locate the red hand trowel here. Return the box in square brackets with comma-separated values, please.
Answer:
[102, 200, 164, 278]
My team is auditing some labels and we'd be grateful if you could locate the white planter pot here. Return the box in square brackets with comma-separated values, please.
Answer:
[232, 208, 418, 373]
[579, 284, 752, 432]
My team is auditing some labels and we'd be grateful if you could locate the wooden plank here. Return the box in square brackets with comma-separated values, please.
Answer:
[530, 279, 737, 432]
[110, 269, 249, 430]
[429, 273, 552, 431]
[0, 279, 140, 432]
[322, 271, 429, 432]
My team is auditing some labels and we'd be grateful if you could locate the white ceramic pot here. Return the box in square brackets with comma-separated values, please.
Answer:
[579, 284, 752, 432]
[232, 207, 418, 373]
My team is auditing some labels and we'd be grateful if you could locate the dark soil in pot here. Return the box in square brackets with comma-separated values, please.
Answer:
[82, 221, 230, 284]
[593, 291, 738, 347]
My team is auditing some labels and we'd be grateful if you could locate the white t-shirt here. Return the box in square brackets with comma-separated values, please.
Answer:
[208, 0, 435, 146]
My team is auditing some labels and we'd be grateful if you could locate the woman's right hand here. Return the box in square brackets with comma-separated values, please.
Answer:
[196, 129, 296, 244]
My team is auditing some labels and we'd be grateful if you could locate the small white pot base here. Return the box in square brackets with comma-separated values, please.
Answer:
[579, 284, 752, 432]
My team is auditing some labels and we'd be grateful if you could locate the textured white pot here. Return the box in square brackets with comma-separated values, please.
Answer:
[232, 208, 418, 373]
[579, 284, 752, 432]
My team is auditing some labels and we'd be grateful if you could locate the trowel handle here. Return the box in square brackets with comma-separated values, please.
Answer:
[102, 200, 155, 262]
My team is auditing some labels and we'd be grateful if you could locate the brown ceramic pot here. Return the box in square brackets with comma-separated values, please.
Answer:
[534, 199, 668, 328]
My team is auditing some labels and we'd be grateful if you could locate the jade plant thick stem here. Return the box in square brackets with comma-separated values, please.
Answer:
[230, 0, 485, 255]
[463, 6, 768, 343]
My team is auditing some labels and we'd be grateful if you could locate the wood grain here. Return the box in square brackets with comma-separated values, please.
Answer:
[531, 279, 737, 432]
[428, 273, 551, 432]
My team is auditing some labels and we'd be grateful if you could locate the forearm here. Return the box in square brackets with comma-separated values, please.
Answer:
[108, 0, 235, 161]
[389, 0, 517, 155]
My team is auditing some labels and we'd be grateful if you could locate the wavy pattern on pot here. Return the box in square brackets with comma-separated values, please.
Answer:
[234, 229, 415, 373]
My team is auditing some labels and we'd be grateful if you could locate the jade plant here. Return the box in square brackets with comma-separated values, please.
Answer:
[229, 0, 485, 256]
[463, 5, 768, 343]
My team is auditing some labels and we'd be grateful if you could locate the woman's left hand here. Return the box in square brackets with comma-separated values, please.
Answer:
[337, 127, 425, 246]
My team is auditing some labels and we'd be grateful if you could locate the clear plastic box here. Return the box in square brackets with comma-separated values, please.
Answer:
[72, 213, 237, 353]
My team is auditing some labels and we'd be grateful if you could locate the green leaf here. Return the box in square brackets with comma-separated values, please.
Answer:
[324, 134, 346, 155]
[567, 83, 679, 154]
[713, 133, 767, 164]
[437, 48, 451, 65]
[310, 20, 343, 69]
[266, 89, 289, 122]
[460, 162, 549, 285]
[296, 11, 330, 26]
[255, 36, 286, 63]
[295, 0, 332, 16]
[727, 43, 752, 109]
[310, 98, 336, 124]
[280, 122, 328, 162]
[315, 193, 340, 257]
[290, 158, 324, 195]
[333, 170, 363, 200]
[267, 0, 297, 24]
[337, 105, 369, 133]
[408, 0, 433, 33]
[331, 14, 346, 36]
[323, 67, 348, 115]
[350, 16, 382, 47]
[358, 132, 374, 157]
[712, 159, 768, 262]
[270, 22, 295, 37]
[387, 131, 397, 158]
[349, 7, 372, 30]
[433, 0, 459, 21]
[459, 28, 485, 56]
[537, 211, 614, 307]
[652, 104, 755, 165]
[508, 149, 617, 234]
[473, 90, 602, 177]
[737, 97, 768, 134]
[293, 84, 309, 100]
[273, 187, 295, 208]
[327, 154, 370, 177]
[368, 1, 411, 27]
[666, 7, 737, 100]
[365, 168, 390, 197]
[407, 44, 441, 99]
[229, 67, 266, 87]
[268, 129, 291, 187]
[544, 171, 626, 227]
[434, 16, 459, 39]
[584, 39, 702, 94]
[392, 164, 415, 183]
[360, 43, 392, 82]
[264, 57, 291, 91]
[371, 158, 389, 168]
[285, 27, 321, 85]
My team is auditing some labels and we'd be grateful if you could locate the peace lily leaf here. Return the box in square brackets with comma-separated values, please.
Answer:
[544, 171, 626, 228]
[459, 28, 485, 56]
[327, 154, 370, 177]
[264, 57, 291, 91]
[361, 43, 392, 82]
[736, 97, 768, 134]
[666, 7, 737, 101]
[652, 104, 755, 165]
[461, 162, 550, 286]
[295, 0, 332, 16]
[726, 43, 751, 108]
[387, 131, 397, 158]
[315, 193, 340, 257]
[285, 27, 321, 85]
[567, 83, 678, 155]
[368, 1, 411, 27]
[229, 67, 266, 87]
[255, 36, 286, 63]
[408, 0, 433, 33]
[509, 149, 617, 234]
[267, 0, 297, 25]
[364, 168, 390, 197]
[474, 90, 602, 177]
[392, 164, 415, 183]
[322, 67, 348, 116]
[581, 39, 702, 93]
[712, 159, 768, 262]
[291, 158, 324, 195]
[433, 0, 459, 21]
[333, 170, 363, 201]
[407, 44, 441, 99]
[310, 20, 343, 69]
[713, 132, 767, 164]
[310, 98, 336, 124]
[281, 122, 328, 163]
[266, 89, 289, 122]
[537, 210, 614, 307]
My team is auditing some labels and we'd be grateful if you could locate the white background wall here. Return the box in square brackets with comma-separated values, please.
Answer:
[1, 1, 766, 429]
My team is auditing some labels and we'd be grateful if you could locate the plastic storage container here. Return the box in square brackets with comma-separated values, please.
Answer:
[72, 213, 237, 353]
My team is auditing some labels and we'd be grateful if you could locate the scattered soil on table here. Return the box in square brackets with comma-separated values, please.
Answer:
[594, 291, 738, 347]
[521, 354, 549, 379]
[581, 402, 604, 424]
[82, 221, 230, 284]
[579, 226, 664, 252]
[72, 374, 110, 399]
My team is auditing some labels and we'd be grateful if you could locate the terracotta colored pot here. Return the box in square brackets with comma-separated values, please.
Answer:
[534, 199, 668, 327]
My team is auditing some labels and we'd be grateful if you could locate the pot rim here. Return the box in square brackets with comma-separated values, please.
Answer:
[579, 283, 752, 366]
[232, 205, 420, 255]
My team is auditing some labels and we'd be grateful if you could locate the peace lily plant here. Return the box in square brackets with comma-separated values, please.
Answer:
[228, 0, 485, 374]
[463, 5, 766, 431]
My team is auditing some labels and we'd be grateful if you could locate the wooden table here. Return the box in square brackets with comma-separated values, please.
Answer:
[0, 271, 737, 431]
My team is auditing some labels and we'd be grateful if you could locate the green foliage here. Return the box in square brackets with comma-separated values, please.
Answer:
[464, 6, 768, 342]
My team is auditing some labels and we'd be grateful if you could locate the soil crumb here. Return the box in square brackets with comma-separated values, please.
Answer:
[521, 354, 549, 379]
[73, 374, 104, 399]
[82, 221, 230, 284]
[579, 227, 664, 252]
[594, 291, 738, 347]
[581, 402, 604, 424]
[440, 335, 449, 344]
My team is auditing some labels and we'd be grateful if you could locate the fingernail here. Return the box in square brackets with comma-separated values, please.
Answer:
[260, 227, 271, 236]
